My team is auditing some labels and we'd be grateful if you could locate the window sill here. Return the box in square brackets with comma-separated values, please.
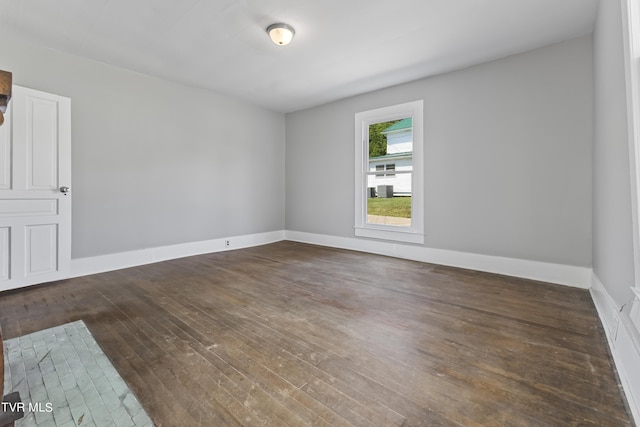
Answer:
[354, 226, 424, 244]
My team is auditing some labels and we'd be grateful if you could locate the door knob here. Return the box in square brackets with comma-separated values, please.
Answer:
[59, 186, 70, 195]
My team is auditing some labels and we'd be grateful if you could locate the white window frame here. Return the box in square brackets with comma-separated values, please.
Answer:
[622, 0, 640, 327]
[354, 100, 424, 244]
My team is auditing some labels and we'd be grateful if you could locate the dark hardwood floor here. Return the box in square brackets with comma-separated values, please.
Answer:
[0, 241, 634, 426]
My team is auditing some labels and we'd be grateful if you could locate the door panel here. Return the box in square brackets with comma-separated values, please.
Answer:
[0, 85, 71, 291]
[27, 98, 59, 189]
[0, 227, 8, 281]
[0, 105, 11, 190]
[26, 224, 57, 276]
[0, 199, 58, 217]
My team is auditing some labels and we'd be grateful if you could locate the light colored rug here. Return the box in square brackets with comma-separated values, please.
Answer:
[3, 320, 153, 427]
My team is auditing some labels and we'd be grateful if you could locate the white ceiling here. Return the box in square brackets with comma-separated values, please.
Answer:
[0, 0, 598, 113]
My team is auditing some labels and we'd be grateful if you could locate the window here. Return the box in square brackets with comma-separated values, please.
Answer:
[373, 163, 396, 178]
[354, 100, 424, 244]
[622, 0, 640, 329]
[386, 164, 396, 177]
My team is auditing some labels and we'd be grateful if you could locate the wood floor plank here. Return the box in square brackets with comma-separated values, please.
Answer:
[98, 281, 306, 427]
[112, 272, 358, 427]
[0, 241, 634, 426]
[127, 278, 365, 426]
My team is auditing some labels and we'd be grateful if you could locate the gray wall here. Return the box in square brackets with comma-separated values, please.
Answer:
[0, 35, 286, 259]
[593, 0, 636, 306]
[0, 31, 601, 275]
[286, 36, 593, 268]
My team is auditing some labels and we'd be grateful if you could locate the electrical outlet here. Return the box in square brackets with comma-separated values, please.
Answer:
[225, 240, 230, 248]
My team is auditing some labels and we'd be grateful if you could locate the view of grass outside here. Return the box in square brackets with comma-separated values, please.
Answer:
[367, 197, 411, 218]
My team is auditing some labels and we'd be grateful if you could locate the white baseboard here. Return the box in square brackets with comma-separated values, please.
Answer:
[590, 273, 640, 424]
[70, 230, 286, 278]
[70, 230, 591, 288]
[285, 230, 591, 288]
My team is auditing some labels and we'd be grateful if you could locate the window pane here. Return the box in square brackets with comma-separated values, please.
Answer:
[366, 172, 412, 227]
[369, 117, 413, 163]
[367, 118, 413, 227]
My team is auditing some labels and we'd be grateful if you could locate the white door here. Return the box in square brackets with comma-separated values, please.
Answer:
[0, 85, 71, 292]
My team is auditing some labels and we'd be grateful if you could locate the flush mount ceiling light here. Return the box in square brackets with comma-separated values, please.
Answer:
[266, 23, 295, 46]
